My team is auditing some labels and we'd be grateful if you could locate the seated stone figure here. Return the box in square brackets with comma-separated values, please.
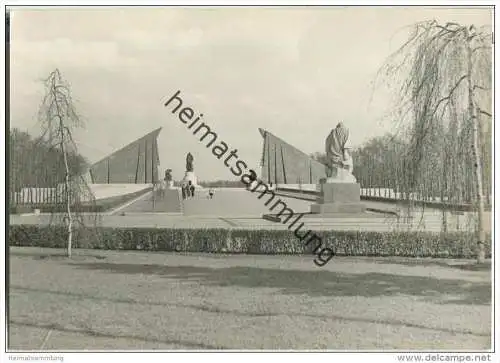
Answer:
[325, 122, 356, 183]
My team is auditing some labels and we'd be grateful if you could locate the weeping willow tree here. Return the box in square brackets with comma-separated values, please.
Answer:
[37, 69, 102, 257]
[375, 21, 492, 262]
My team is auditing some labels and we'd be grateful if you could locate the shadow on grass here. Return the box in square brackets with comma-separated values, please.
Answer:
[67, 263, 491, 305]
[371, 258, 492, 271]
[9, 249, 107, 261]
[9, 285, 490, 337]
[9, 320, 225, 349]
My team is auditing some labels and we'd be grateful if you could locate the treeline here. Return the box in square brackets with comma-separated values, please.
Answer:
[9, 128, 89, 192]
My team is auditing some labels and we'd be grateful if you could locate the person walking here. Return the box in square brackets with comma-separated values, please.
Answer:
[159, 178, 167, 198]
[189, 181, 195, 197]
[208, 188, 214, 199]
[181, 182, 187, 200]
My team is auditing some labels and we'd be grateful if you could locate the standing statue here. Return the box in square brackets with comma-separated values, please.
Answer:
[186, 152, 194, 172]
[325, 122, 355, 181]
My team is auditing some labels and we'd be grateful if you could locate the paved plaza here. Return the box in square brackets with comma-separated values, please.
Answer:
[11, 188, 487, 233]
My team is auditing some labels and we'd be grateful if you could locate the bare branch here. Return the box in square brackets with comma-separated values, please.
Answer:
[472, 46, 491, 53]
[473, 84, 490, 91]
[478, 109, 492, 117]
[429, 74, 467, 117]
[436, 23, 465, 35]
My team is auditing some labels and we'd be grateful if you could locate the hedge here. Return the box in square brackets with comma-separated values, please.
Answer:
[8, 225, 491, 258]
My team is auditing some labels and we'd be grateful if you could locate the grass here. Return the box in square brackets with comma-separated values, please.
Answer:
[8, 247, 492, 350]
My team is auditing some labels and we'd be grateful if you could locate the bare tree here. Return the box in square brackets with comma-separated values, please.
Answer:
[374, 21, 492, 263]
[37, 69, 102, 257]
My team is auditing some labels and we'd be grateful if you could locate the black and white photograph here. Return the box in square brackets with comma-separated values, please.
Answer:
[2, 2, 496, 361]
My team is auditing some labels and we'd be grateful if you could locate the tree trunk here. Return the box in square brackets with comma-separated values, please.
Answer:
[53, 83, 73, 258]
[441, 150, 448, 232]
[466, 34, 486, 263]
[60, 127, 73, 258]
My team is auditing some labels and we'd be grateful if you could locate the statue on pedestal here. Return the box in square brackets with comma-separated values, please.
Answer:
[183, 152, 198, 187]
[186, 152, 194, 172]
[309, 122, 364, 215]
[325, 122, 355, 182]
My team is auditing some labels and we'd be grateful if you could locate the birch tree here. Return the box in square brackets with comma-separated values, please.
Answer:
[37, 69, 101, 257]
[375, 20, 492, 263]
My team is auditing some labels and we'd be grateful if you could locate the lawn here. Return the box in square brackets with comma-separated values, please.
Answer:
[8, 247, 492, 350]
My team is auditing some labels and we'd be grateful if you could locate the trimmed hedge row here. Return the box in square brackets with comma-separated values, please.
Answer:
[9, 225, 492, 258]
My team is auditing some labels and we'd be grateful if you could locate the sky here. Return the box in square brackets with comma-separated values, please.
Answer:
[10, 6, 492, 181]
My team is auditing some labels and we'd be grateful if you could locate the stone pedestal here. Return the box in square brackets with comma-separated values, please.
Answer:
[327, 167, 357, 183]
[310, 182, 365, 214]
[183, 171, 198, 186]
